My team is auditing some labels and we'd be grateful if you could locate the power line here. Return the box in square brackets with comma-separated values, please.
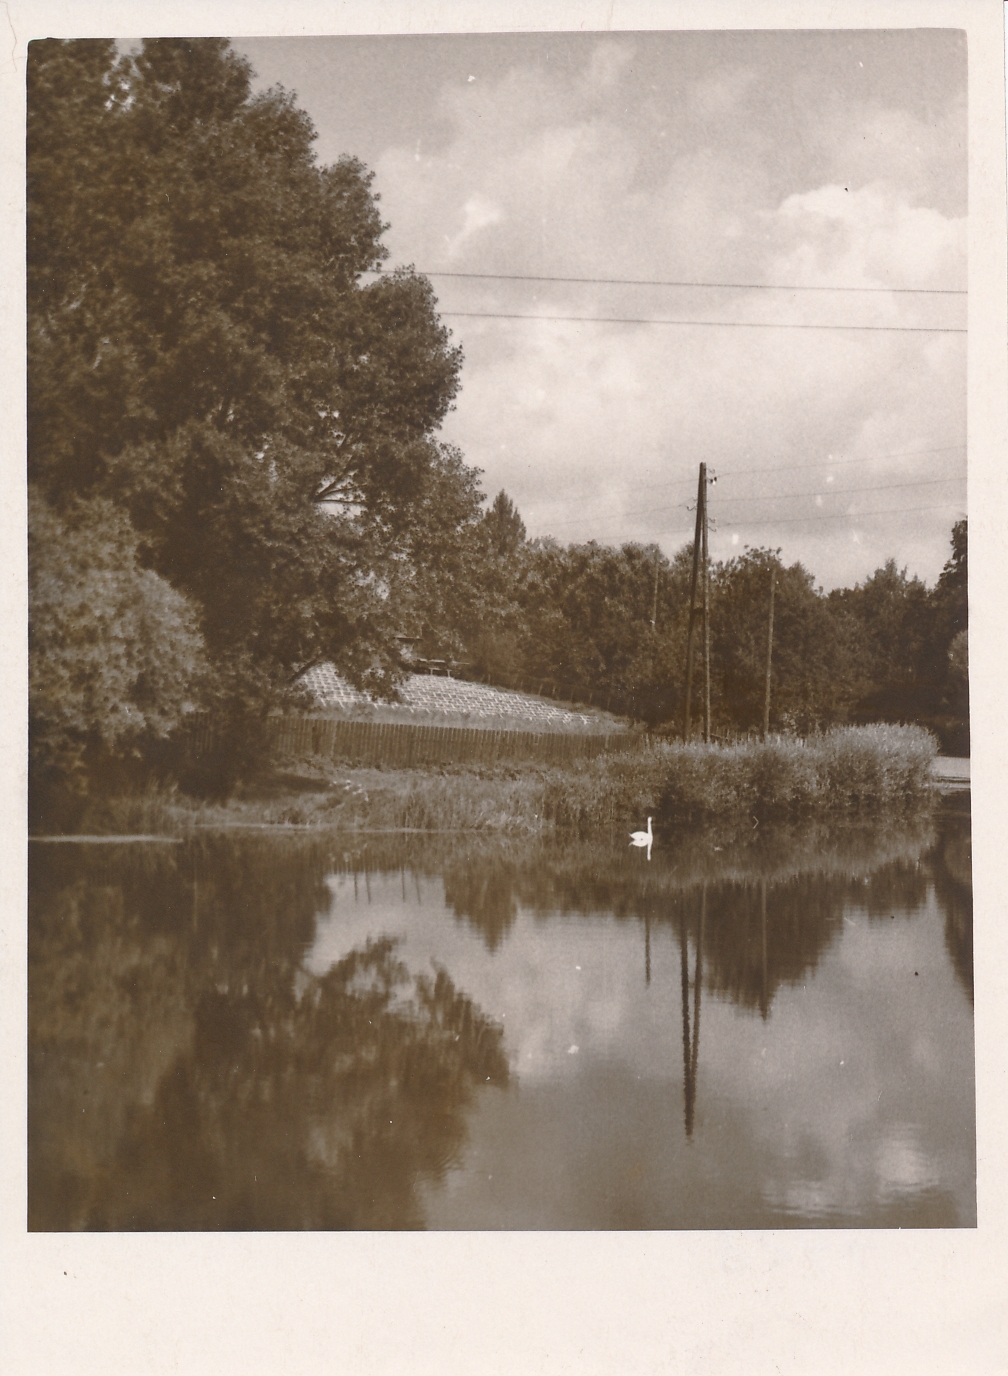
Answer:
[539, 498, 963, 534]
[717, 443, 966, 480]
[499, 443, 969, 512]
[596, 451, 968, 511]
[719, 475, 961, 502]
[372, 267, 966, 296]
[625, 474, 964, 521]
[709, 500, 965, 531]
[440, 310, 965, 335]
[544, 478, 965, 529]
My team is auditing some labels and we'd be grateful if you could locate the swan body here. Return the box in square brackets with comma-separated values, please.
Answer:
[629, 817, 652, 846]
[630, 817, 653, 859]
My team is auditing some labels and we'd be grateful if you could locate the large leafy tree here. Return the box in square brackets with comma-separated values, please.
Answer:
[513, 540, 687, 715]
[28, 38, 466, 788]
[829, 560, 932, 716]
[935, 519, 969, 726]
[931, 519, 968, 672]
[826, 523, 968, 746]
[28, 494, 207, 818]
[710, 549, 861, 734]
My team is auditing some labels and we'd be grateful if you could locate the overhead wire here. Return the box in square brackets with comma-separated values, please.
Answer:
[538, 499, 964, 536]
[370, 267, 966, 296]
[705, 500, 966, 531]
[438, 310, 964, 335]
[366, 268, 966, 541]
[617, 475, 964, 522]
[715, 443, 965, 480]
[622, 443, 967, 498]
[541, 471, 966, 530]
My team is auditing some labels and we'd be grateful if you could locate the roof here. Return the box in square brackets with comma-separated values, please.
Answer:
[296, 662, 626, 733]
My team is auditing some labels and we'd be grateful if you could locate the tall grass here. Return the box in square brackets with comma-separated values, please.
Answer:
[69, 725, 937, 837]
[657, 724, 937, 824]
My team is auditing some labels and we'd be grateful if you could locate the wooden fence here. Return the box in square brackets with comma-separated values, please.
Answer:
[259, 715, 646, 768]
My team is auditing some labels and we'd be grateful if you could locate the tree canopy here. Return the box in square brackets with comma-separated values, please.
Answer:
[28, 38, 472, 799]
[452, 516, 968, 746]
[28, 38, 969, 813]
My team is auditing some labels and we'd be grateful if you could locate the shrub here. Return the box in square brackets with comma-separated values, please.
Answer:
[659, 725, 937, 823]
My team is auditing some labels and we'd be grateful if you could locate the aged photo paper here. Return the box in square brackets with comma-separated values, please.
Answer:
[3, 1, 1007, 1371]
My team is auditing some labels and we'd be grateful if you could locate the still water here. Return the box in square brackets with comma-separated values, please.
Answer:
[28, 800, 974, 1230]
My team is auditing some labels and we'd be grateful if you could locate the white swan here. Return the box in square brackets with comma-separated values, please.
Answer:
[630, 817, 653, 860]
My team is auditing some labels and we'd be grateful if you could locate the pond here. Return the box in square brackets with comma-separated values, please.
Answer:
[28, 797, 974, 1230]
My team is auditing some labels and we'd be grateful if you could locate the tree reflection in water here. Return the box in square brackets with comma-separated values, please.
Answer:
[91, 942, 506, 1231]
[29, 839, 506, 1231]
[29, 803, 968, 1229]
[442, 853, 519, 951]
[665, 807, 962, 1143]
[932, 799, 973, 1004]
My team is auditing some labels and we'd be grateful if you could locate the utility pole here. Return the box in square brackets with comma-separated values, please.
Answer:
[682, 463, 705, 742]
[649, 544, 661, 718]
[651, 545, 660, 635]
[702, 477, 711, 744]
[760, 877, 768, 1020]
[762, 563, 776, 741]
[683, 462, 715, 743]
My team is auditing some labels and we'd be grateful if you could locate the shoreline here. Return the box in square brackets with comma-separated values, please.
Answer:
[32, 726, 950, 840]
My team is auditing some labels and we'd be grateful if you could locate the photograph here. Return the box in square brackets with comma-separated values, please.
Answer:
[25, 25, 976, 1233]
[10, 4, 1008, 1370]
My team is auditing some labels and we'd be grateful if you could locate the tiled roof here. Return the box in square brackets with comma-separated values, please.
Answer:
[298, 662, 372, 710]
[296, 662, 620, 732]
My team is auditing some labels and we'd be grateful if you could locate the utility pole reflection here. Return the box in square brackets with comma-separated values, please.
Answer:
[645, 911, 651, 986]
[760, 877, 769, 1021]
[680, 884, 705, 1138]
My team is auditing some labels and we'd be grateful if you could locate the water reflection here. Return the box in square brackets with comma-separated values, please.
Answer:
[443, 853, 519, 951]
[680, 887, 704, 1138]
[932, 798, 973, 1003]
[29, 802, 973, 1230]
[29, 839, 506, 1230]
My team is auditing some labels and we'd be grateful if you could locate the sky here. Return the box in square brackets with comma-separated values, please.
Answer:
[236, 30, 967, 591]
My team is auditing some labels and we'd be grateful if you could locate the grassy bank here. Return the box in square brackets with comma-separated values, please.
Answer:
[655, 723, 938, 825]
[59, 723, 939, 838]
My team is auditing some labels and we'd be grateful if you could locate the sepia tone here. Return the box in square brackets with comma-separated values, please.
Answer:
[27, 32, 972, 1233]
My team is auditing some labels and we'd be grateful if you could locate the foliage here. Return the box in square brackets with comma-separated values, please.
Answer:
[28, 37, 468, 798]
[28, 492, 207, 817]
[484, 489, 526, 557]
[491, 538, 687, 720]
[382, 443, 491, 663]
[658, 724, 937, 823]
[28, 37, 969, 812]
[709, 548, 860, 733]
[455, 518, 968, 747]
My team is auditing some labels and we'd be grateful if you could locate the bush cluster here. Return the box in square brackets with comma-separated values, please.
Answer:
[657, 724, 937, 823]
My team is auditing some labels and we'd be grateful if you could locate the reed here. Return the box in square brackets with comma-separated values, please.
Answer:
[529, 724, 938, 831]
[657, 724, 938, 823]
[58, 725, 937, 837]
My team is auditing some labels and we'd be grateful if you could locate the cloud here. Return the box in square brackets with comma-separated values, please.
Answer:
[369, 38, 965, 587]
[444, 194, 503, 257]
[771, 182, 966, 292]
[583, 38, 636, 93]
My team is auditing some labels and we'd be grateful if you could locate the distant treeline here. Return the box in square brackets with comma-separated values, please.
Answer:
[27, 39, 968, 827]
[458, 499, 968, 749]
